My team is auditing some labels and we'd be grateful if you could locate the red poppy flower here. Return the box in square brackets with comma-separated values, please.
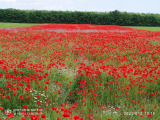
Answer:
[24, 106, 28, 109]
[6, 96, 10, 99]
[21, 117, 27, 120]
[41, 114, 46, 119]
[61, 113, 70, 117]
[148, 114, 152, 117]
[57, 117, 61, 120]
[37, 95, 40, 98]
[30, 115, 39, 120]
[20, 96, 24, 100]
[73, 115, 80, 120]
[0, 107, 3, 110]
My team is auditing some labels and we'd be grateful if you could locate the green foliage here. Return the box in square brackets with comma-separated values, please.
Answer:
[0, 9, 160, 26]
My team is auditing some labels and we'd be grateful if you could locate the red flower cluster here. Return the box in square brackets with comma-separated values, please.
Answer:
[0, 24, 159, 119]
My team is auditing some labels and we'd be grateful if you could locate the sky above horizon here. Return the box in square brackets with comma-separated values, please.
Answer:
[0, 0, 159, 14]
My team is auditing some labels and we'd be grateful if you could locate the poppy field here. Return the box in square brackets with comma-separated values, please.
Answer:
[0, 24, 160, 120]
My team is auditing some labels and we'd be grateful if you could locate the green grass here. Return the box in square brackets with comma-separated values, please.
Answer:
[127, 26, 160, 31]
[0, 22, 39, 28]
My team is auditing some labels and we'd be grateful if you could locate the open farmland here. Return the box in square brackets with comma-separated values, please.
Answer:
[127, 26, 160, 31]
[0, 22, 39, 28]
[0, 24, 160, 120]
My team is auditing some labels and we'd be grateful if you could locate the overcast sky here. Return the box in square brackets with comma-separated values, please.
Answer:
[0, 0, 159, 14]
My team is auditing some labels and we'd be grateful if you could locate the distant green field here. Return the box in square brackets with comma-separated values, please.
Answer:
[127, 26, 160, 31]
[0, 22, 39, 28]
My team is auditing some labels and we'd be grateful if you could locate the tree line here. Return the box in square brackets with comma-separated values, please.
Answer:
[0, 9, 160, 26]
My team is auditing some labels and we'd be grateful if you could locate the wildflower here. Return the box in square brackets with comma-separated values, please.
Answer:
[58, 84, 62, 87]
[150, 93, 155, 96]
[73, 115, 80, 120]
[52, 107, 57, 111]
[7, 112, 14, 118]
[94, 100, 97, 103]
[57, 117, 61, 120]
[148, 114, 152, 117]
[20, 96, 24, 100]
[31, 115, 40, 120]
[6, 96, 10, 99]
[21, 110, 27, 116]
[115, 107, 119, 110]
[61, 113, 70, 117]
[21, 117, 26, 120]
[0, 107, 3, 110]
[0, 73, 3, 77]
[37, 95, 40, 99]
[24, 105, 28, 109]
[41, 114, 46, 119]
[37, 110, 41, 113]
